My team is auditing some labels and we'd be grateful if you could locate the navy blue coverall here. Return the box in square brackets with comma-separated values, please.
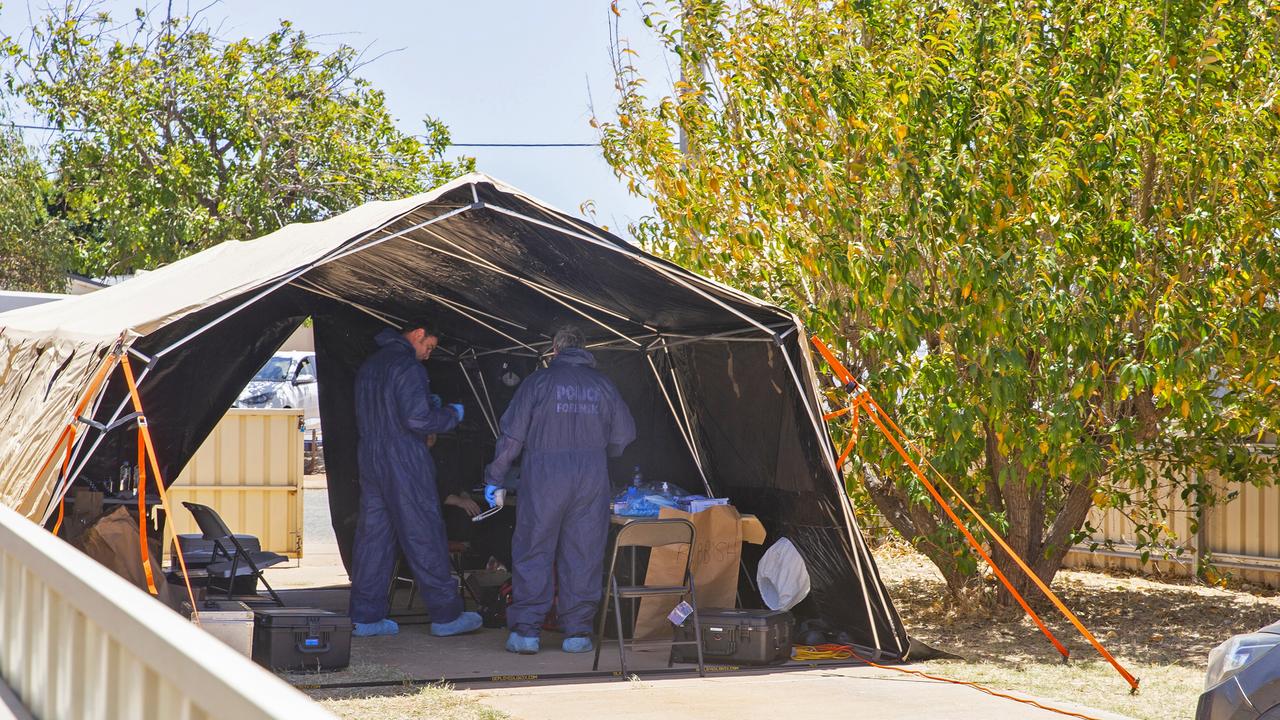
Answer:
[350, 328, 462, 624]
[484, 347, 636, 638]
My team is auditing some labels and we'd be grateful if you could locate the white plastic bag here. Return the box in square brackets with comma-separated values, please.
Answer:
[756, 537, 811, 611]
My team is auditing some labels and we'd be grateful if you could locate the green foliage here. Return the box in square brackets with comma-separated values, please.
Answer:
[0, 127, 70, 291]
[601, 0, 1280, 592]
[1, 4, 472, 276]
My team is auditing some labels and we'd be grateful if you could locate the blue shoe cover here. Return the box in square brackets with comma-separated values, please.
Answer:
[505, 631, 540, 654]
[562, 636, 593, 653]
[353, 618, 399, 637]
[430, 611, 482, 637]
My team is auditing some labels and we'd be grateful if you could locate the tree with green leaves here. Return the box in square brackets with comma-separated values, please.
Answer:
[1, 3, 471, 276]
[0, 126, 70, 291]
[600, 0, 1280, 597]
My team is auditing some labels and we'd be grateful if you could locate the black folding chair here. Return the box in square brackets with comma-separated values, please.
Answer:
[182, 502, 287, 606]
[593, 518, 705, 678]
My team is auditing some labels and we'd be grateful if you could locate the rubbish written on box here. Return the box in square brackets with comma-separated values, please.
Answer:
[632, 504, 766, 639]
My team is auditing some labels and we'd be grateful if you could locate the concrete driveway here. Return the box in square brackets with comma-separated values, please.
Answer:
[277, 483, 1127, 720]
[475, 665, 1131, 720]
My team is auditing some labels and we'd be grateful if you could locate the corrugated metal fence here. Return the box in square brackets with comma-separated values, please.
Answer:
[165, 409, 304, 558]
[0, 502, 334, 719]
[1065, 470, 1280, 586]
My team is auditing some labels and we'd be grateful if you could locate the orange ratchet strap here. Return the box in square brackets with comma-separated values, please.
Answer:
[119, 354, 199, 620]
[39, 348, 123, 536]
[810, 336, 1139, 692]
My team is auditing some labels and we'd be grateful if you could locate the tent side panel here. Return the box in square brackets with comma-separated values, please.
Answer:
[0, 334, 112, 519]
[673, 337, 910, 655]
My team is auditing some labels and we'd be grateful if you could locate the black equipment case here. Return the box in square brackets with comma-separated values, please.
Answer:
[252, 607, 352, 671]
[672, 608, 794, 665]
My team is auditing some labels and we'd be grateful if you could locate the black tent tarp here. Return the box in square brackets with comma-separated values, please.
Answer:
[0, 173, 909, 657]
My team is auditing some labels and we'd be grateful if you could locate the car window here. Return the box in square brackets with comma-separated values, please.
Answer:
[295, 357, 313, 379]
[253, 356, 292, 382]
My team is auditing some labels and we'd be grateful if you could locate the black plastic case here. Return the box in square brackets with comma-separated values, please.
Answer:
[672, 608, 794, 665]
[251, 607, 352, 671]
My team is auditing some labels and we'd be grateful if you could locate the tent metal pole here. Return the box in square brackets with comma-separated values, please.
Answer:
[478, 201, 779, 313]
[402, 234, 645, 347]
[458, 358, 499, 438]
[152, 204, 477, 362]
[421, 291, 541, 354]
[38, 352, 119, 525]
[474, 362, 499, 434]
[471, 346, 546, 359]
[659, 338, 710, 486]
[778, 325, 901, 653]
[413, 224, 652, 330]
[292, 279, 407, 327]
[646, 324, 795, 351]
[793, 328, 905, 649]
[44, 346, 153, 521]
[322, 203, 476, 265]
[40, 360, 156, 526]
[481, 204, 779, 334]
[646, 353, 712, 496]
[420, 290, 528, 331]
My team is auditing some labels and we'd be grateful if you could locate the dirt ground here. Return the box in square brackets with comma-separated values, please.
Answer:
[874, 541, 1280, 720]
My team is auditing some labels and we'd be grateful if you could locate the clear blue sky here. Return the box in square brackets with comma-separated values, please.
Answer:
[1, 0, 673, 234]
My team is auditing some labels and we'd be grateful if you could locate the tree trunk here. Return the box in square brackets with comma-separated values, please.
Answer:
[994, 476, 1097, 602]
[863, 465, 978, 596]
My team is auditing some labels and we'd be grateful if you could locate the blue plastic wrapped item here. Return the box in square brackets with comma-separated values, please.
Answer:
[613, 479, 692, 517]
[622, 493, 661, 517]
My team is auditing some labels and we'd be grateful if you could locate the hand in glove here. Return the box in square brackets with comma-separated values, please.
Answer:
[448, 403, 465, 422]
[484, 485, 506, 508]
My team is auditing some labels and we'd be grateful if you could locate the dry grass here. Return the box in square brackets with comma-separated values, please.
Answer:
[874, 541, 1280, 720]
[315, 682, 509, 720]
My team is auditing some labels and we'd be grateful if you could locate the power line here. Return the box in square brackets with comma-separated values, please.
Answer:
[450, 143, 596, 148]
[2, 122, 597, 147]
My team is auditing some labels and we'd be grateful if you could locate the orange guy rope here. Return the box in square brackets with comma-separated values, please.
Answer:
[811, 336, 1141, 692]
[810, 338, 1071, 661]
[868, 394, 1141, 691]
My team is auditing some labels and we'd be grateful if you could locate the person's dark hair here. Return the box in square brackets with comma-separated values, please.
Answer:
[400, 321, 440, 339]
[552, 325, 585, 353]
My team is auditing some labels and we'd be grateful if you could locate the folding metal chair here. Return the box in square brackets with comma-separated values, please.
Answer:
[387, 543, 480, 613]
[182, 502, 286, 606]
[593, 518, 705, 678]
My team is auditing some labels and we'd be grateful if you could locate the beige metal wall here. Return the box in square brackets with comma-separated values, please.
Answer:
[165, 409, 304, 558]
[0, 503, 335, 720]
[1065, 470, 1280, 586]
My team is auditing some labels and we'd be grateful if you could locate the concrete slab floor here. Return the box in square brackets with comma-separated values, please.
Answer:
[474, 667, 1136, 720]
[272, 485, 1129, 719]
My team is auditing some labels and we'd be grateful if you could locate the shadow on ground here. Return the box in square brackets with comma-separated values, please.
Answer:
[877, 543, 1280, 668]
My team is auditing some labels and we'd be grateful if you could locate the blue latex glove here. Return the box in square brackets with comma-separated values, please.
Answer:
[448, 403, 465, 422]
[484, 484, 506, 508]
[429, 394, 443, 409]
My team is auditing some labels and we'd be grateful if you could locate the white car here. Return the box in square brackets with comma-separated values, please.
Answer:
[234, 351, 320, 429]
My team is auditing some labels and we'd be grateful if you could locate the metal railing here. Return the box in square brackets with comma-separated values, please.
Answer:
[0, 502, 335, 719]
